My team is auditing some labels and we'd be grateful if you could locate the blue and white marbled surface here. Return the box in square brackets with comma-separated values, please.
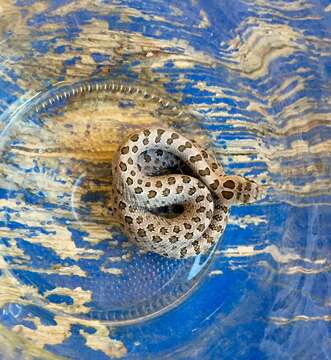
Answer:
[0, 1, 330, 359]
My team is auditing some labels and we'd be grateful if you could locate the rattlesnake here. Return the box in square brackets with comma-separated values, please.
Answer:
[112, 127, 263, 259]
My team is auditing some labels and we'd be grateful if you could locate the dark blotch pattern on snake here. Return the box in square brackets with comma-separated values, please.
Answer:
[112, 128, 263, 259]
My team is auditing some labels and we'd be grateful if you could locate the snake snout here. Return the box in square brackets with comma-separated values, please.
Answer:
[240, 178, 265, 204]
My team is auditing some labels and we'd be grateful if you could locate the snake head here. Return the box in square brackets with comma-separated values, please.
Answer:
[218, 175, 265, 206]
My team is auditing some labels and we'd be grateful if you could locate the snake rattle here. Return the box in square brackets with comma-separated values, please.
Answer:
[112, 127, 263, 259]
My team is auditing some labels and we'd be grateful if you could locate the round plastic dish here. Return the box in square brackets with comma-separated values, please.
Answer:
[0, 79, 218, 325]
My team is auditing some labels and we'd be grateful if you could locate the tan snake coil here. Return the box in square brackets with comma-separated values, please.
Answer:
[112, 127, 263, 259]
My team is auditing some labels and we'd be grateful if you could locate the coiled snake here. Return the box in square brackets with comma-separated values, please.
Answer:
[112, 128, 263, 259]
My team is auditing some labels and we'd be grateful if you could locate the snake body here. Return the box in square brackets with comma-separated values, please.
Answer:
[112, 128, 262, 259]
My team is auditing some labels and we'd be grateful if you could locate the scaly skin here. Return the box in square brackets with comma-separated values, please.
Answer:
[112, 127, 263, 259]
